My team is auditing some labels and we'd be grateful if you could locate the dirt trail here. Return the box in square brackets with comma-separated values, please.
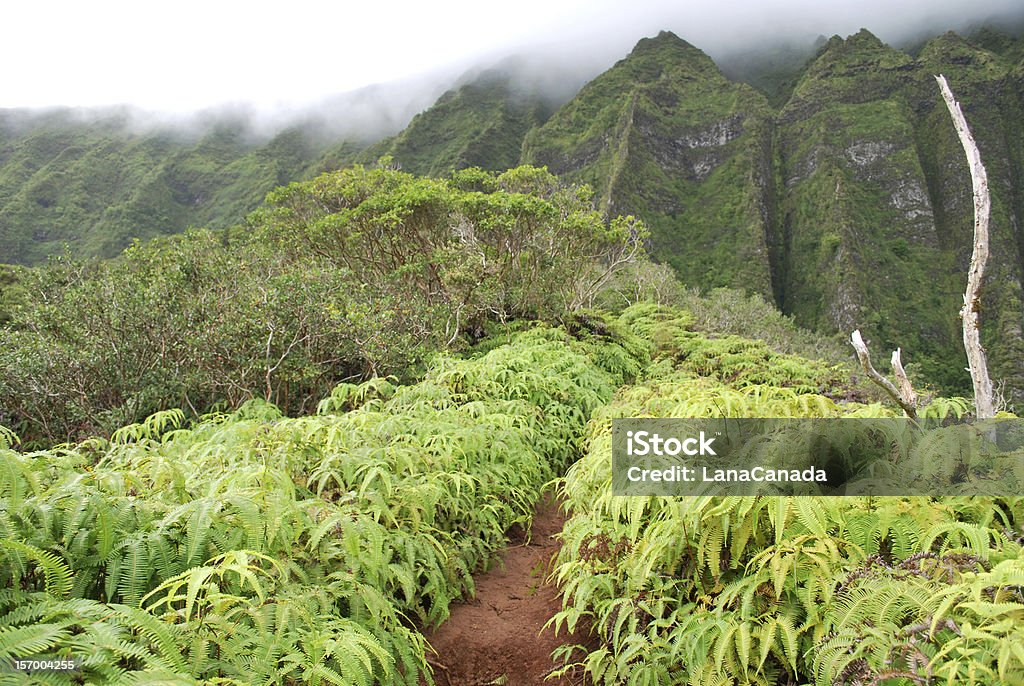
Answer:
[421, 494, 588, 686]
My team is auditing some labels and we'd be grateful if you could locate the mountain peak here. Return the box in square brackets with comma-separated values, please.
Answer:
[630, 30, 702, 57]
[622, 30, 718, 79]
[816, 28, 899, 60]
[848, 28, 884, 48]
[795, 27, 910, 90]
[634, 30, 686, 49]
[916, 31, 1002, 76]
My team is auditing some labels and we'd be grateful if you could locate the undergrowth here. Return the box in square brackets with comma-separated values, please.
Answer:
[0, 325, 638, 685]
[550, 304, 1024, 685]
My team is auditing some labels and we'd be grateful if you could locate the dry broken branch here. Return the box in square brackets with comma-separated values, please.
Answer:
[936, 74, 996, 419]
[891, 347, 917, 411]
[851, 329, 918, 420]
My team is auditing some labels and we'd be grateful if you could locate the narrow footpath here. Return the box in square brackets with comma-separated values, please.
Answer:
[421, 494, 589, 686]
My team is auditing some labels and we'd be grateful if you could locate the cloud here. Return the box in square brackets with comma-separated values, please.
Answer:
[3, 0, 1021, 135]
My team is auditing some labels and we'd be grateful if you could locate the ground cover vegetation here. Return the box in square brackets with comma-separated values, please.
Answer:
[0, 321, 642, 684]
[0, 164, 643, 445]
[2, 294, 1019, 685]
[551, 304, 1024, 685]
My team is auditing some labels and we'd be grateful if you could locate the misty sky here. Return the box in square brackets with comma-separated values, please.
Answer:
[5, 0, 1022, 112]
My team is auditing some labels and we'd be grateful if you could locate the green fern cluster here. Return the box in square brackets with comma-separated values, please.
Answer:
[0, 324, 634, 684]
[550, 304, 1024, 685]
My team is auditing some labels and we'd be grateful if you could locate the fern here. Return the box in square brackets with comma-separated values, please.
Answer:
[0, 541, 73, 600]
[550, 304, 1023, 685]
[0, 623, 71, 661]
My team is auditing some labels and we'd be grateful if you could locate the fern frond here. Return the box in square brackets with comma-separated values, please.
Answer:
[0, 540, 73, 600]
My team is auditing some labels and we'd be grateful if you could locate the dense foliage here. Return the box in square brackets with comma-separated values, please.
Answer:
[551, 304, 1024, 685]
[0, 324, 640, 684]
[0, 165, 644, 444]
[2, 297, 1020, 685]
[255, 163, 645, 329]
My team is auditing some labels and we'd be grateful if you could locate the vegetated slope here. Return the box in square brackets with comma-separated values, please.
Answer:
[355, 69, 557, 177]
[0, 319, 642, 685]
[0, 61, 569, 267]
[776, 29, 1024, 396]
[517, 29, 1024, 403]
[774, 30, 958, 388]
[0, 111, 335, 264]
[551, 304, 1024, 685]
[968, 25, 1024, 64]
[368, 27, 1024, 403]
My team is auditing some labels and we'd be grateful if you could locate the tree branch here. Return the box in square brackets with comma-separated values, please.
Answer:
[851, 330, 918, 420]
[891, 348, 917, 412]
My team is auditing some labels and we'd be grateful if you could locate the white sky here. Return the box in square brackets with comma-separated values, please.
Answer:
[3, 0, 1021, 112]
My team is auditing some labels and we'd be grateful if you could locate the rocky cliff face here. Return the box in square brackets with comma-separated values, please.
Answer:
[775, 30, 959, 387]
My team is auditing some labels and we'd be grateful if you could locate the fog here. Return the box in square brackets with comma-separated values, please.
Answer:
[3, 0, 1022, 142]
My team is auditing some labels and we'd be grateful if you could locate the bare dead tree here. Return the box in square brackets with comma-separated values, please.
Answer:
[936, 74, 996, 419]
[851, 330, 918, 420]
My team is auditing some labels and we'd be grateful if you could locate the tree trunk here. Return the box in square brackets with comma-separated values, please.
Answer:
[935, 75, 996, 419]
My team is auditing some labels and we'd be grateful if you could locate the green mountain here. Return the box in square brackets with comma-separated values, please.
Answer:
[522, 32, 778, 300]
[0, 111, 344, 263]
[774, 30, 959, 385]
[355, 69, 557, 176]
[776, 29, 1024, 394]
[0, 67, 558, 264]
[516, 29, 1024, 403]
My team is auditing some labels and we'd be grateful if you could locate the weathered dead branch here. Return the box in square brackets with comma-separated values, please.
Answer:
[851, 329, 918, 419]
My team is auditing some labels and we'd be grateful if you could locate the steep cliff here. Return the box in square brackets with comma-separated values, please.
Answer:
[523, 32, 777, 299]
[774, 30, 961, 386]
[517, 28, 1024, 401]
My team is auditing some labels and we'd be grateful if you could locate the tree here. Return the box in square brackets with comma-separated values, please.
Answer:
[256, 164, 648, 338]
[935, 74, 996, 418]
[850, 77, 998, 419]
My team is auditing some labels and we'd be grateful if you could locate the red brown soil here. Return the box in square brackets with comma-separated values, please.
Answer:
[421, 494, 590, 686]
